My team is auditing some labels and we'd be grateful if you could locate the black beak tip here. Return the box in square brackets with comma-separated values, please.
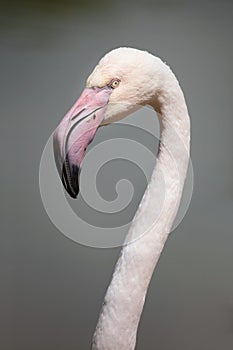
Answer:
[61, 163, 80, 199]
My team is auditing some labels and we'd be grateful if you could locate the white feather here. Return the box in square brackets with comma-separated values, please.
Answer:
[89, 47, 190, 350]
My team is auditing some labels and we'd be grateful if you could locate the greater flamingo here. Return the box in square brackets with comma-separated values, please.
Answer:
[53, 47, 190, 350]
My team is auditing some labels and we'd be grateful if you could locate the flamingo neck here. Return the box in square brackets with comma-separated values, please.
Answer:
[92, 67, 190, 350]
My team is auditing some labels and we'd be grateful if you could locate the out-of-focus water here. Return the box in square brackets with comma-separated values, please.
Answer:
[1, 1, 233, 349]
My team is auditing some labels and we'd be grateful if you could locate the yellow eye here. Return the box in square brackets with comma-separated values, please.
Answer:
[110, 79, 120, 89]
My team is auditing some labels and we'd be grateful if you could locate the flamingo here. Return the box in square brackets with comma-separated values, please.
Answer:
[53, 47, 190, 350]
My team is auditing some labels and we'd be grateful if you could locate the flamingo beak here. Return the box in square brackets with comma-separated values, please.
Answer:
[53, 86, 112, 198]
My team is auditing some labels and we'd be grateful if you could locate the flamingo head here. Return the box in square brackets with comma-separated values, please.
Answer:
[53, 47, 161, 198]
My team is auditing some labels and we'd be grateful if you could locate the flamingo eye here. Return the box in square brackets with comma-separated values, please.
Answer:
[109, 79, 120, 89]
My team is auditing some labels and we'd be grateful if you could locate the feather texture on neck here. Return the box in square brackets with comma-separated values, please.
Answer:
[92, 49, 190, 350]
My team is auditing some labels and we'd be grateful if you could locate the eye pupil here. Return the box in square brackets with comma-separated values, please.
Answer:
[110, 79, 120, 89]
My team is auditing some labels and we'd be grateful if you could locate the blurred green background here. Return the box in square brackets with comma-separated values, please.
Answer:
[1, 0, 233, 349]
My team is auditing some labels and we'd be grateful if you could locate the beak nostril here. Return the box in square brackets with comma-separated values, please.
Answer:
[71, 107, 86, 121]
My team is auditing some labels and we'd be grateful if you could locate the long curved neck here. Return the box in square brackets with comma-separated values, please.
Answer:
[92, 65, 190, 350]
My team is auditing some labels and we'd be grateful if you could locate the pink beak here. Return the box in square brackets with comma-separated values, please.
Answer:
[53, 86, 112, 198]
